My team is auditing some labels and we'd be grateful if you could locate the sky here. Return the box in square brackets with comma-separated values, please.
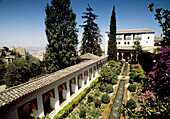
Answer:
[0, 0, 169, 49]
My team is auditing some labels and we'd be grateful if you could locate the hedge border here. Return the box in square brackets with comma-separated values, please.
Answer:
[54, 77, 99, 119]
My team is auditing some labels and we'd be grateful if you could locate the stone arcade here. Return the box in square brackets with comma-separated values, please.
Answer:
[0, 53, 108, 119]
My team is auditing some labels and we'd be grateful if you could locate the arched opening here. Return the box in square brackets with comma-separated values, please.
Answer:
[89, 68, 92, 81]
[84, 71, 88, 84]
[42, 89, 55, 115]
[78, 74, 83, 89]
[93, 66, 96, 78]
[17, 98, 38, 119]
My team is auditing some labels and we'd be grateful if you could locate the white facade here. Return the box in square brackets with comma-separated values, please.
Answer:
[105, 29, 155, 54]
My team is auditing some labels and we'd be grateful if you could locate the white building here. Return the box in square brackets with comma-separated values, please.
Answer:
[105, 29, 158, 61]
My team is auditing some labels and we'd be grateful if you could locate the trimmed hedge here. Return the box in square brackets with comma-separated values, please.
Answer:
[111, 79, 117, 85]
[128, 84, 136, 92]
[129, 79, 134, 84]
[54, 78, 99, 119]
[106, 85, 113, 93]
[126, 99, 137, 109]
[101, 94, 110, 104]
[87, 95, 93, 102]
[95, 100, 102, 107]
[79, 110, 86, 117]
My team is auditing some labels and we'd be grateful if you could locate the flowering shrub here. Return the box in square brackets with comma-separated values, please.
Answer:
[138, 90, 156, 102]
[121, 47, 170, 118]
[145, 46, 170, 97]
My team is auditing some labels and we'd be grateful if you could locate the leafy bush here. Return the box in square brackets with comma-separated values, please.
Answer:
[129, 79, 134, 84]
[101, 94, 110, 104]
[112, 75, 118, 81]
[106, 85, 113, 93]
[99, 86, 105, 91]
[126, 99, 137, 109]
[79, 110, 86, 117]
[128, 84, 136, 92]
[95, 100, 102, 107]
[54, 86, 91, 118]
[95, 90, 99, 96]
[88, 95, 93, 103]
[111, 79, 117, 85]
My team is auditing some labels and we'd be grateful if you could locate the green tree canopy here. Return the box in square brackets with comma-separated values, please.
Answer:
[80, 4, 103, 56]
[4, 58, 30, 88]
[43, 0, 79, 73]
[108, 6, 117, 61]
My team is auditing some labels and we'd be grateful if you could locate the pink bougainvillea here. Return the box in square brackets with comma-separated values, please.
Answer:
[145, 46, 170, 97]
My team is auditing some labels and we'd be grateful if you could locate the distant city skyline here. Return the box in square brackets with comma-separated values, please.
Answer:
[0, 0, 169, 48]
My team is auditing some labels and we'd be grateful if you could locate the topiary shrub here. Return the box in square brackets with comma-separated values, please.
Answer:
[95, 100, 102, 107]
[111, 79, 117, 85]
[128, 84, 136, 92]
[95, 90, 100, 96]
[101, 94, 110, 104]
[87, 95, 93, 103]
[126, 99, 137, 109]
[129, 79, 134, 84]
[99, 86, 105, 91]
[79, 110, 86, 117]
[106, 85, 113, 93]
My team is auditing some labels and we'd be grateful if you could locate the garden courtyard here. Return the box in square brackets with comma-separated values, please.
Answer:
[53, 46, 169, 119]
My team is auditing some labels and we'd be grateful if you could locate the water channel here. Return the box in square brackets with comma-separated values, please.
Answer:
[109, 63, 128, 119]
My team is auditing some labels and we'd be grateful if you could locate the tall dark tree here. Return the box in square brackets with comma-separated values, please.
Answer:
[108, 6, 117, 61]
[80, 4, 102, 56]
[43, 0, 79, 73]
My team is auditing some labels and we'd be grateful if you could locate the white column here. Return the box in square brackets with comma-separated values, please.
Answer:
[95, 65, 98, 78]
[122, 52, 124, 60]
[117, 52, 119, 60]
[66, 80, 70, 100]
[131, 34, 134, 40]
[75, 75, 78, 93]
[37, 94, 44, 118]
[136, 54, 138, 61]
[122, 34, 124, 40]
[54, 86, 60, 109]
[82, 73, 84, 87]
[130, 53, 133, 60]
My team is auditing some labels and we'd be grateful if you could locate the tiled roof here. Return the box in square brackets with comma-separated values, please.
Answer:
[0, 54, 108, 108]
[80, 53, 100, 60]
[106, 29, 155, 34]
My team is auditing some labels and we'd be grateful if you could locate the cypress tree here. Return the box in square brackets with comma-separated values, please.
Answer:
[108, 6, 117, 60]
[80, 4, 103, 56]
[43, 0, 79, 73]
